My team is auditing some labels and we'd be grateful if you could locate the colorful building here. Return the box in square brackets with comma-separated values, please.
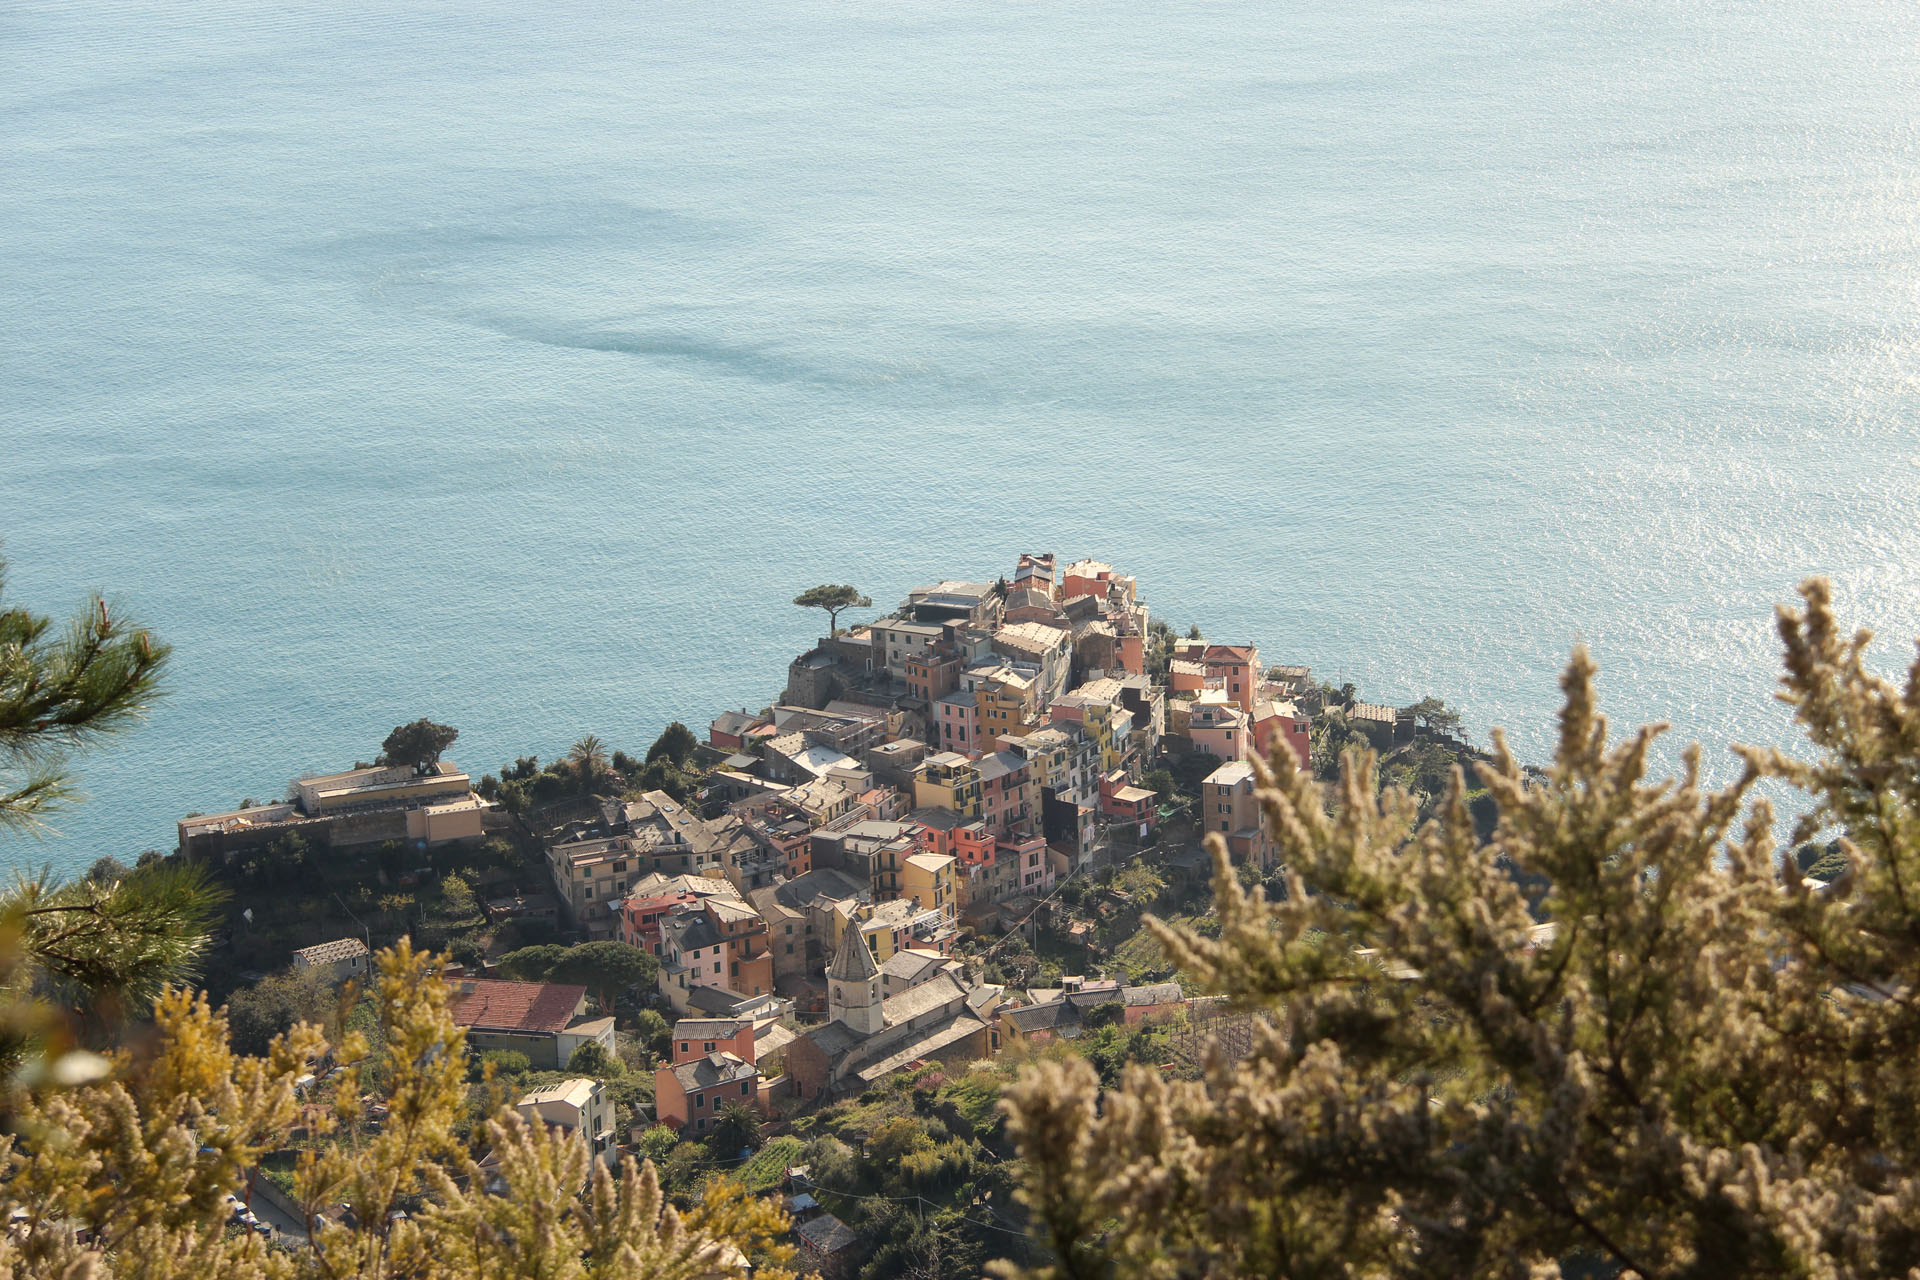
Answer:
[616, 890, 701, 957]
[900, 851, 958, 922]
[1099, 770, 1158, 836]
[1252, 698, 1311, 770]
[1049, 692, 1132, 775]
[654, 1052, 764, 1137]
[669, 1017, 757, 1065]
[659, 896, 777, 1013]
[1202, 759, 1274, 868]
[974, 667, 1038, 743]
[1188, 694, 1252, 763]
[975, 750, 1039, 835]
[1201, 643, 1261, 712]
[933, 690, 981, 753]
[913, 753, 983, 819]
[904, 650, 963, 704]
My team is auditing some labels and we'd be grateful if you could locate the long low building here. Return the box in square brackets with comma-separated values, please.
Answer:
[178, 761, 488, 860]
[448, 978, 615, 1069]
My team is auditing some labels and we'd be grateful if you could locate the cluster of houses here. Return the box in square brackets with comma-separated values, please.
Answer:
[192, 555, 1333, 1157]
[511, 554, 1322, 1132]
[167, 553, 1463, 1270]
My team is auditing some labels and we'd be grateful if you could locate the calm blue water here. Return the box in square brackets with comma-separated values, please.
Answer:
[5, 0, 1919, 874]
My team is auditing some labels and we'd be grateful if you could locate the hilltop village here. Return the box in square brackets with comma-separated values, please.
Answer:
[171, 554, 1467, 1266]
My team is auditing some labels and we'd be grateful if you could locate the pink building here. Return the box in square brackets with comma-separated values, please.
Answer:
[1202, 759, 1275, 868]
[934, 691, 980, 753]
[1189, 697, 1252, 763]
[1169, 659, 1205, 698]
[1001, 830, 1054, 895]
[976, 750, 1037, 835]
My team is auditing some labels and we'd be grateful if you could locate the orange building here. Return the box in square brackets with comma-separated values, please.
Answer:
[1061, 558, 1115, 602]
[669, 1017, 757, 1065]
[1169, 658, 1206, 698]
[905, 651, 962, 704]
[1252, 699, 1311, 770]
[654, 1051, 765, 1137]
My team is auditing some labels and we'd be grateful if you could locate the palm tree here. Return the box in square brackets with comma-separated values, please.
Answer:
[567, 735, 611, 794]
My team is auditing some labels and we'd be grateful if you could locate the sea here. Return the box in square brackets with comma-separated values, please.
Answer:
[5, 0, 1919, 876]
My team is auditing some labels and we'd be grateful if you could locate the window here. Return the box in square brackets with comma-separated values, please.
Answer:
[695, 1094, 705, 1109]
[680, 1042, 689, 1054]
[612, 860, 626, 873]
[785, 943, 794, 955]
[741, 1081, 752, 1095]
[713, 961, 721, 974]
[785, 923, 793, 934]
[704, 1041, 716, 1052]
[584, 886, 593, 899]
[1221, 820, 1230, 832]
[697, 1117, 707, 1130]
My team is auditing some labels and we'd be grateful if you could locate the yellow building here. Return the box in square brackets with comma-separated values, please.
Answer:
[1082, 701, 1126, 773]
[975, 668, 1038, 743]
[913, 753, 983, 819]
[901, 851, 958, 923]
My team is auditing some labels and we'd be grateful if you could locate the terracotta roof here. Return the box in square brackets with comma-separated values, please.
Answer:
[1203, 644, 1258, 662]
[449, 980, 585, 1035]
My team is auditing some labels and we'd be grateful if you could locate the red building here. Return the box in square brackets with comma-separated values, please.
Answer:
[1099, 770, 1157, 833]
[617, 891, 700, 957]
